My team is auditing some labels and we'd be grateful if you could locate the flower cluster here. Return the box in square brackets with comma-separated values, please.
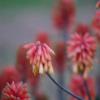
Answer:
[1, 82, 30, 100]
[53, 0, 76, 30]
[67, 33, 96, 76]
[69, 75, 96, 100]
[92, 10, 100, 43]
[92, 11, 100, 32]
[0, 66, 21, 94]
[24, 41, 55, 75]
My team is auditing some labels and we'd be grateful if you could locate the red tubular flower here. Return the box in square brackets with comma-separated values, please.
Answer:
[76, 24, 90, 36]
[0, 66, 21, 94]
[96, 1, 100, 9]
[24, 41, 55, 75]
[67, 33, 96, 76]
[1, 82, 30, 100]
[53, 0, 76, 30]
[92, 10, 100, 43]
[55, 42, 66, 73]
[16, 46, 39, 87]
[69, 75, 96, 100]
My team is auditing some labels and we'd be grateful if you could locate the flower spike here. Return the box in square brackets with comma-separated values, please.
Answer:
[24, 41, 55, 75]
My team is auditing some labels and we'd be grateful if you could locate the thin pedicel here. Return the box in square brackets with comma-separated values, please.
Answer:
[46, 73, 84, 100]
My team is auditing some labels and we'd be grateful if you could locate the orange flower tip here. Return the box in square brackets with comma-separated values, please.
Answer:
[39, 64, 44, 74]
[73, 64, 78, 73]
[49, 66, 54, 74]
[32, 65, 38, 76]
[32, 63, 54, 75]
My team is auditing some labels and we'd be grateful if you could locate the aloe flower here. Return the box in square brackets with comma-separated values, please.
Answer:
[53, 0, 76, 30]
[92, 11, 100, 32]
[24, 41, 55, 75]
[96, 1, 100, 8]
[1, 82, 30, 100]
[69, 75, 96, 100]
[67, 33, 96, 76]
[0, 66, 21, 94]
[92, 11, 100, 43]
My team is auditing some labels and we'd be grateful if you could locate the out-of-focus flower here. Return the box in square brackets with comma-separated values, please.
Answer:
[67, 33, 96, 76]
[69, 75, 96, 100]
[1, 82, 30, 100]
[55, 42, 66, 73]
[16, 46, 29, 80]
[76, 24, 90, 36]
[34, 91, 48, 100]
[24, 41, 55, 75]
[92, 10, 100, 43]
[96, 1, 100, 9]
[36, 32, 50, 45]
[53, 0, 76, 30]
[16, 46, 39, 88]
[0, 66, 21, 94]
[92, 11, 100, 31]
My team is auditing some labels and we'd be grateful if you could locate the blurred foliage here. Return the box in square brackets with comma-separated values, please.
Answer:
[96, 96, 100, 100]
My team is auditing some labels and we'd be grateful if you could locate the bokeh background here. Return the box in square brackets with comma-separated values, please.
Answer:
[0, 0, 99, 100]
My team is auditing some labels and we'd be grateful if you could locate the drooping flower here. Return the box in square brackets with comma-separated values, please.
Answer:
[67, 33, 96, 76]
[1, 82, 30, 100]
[55, 42, 66, 73]
[96, 1, 100, 9]
[69, 75, 96, 100]
[53, 0, 76, 30]
[0, 66, 21, 94]
[24, 41, 55, 75]
[75, 24, 90, 36]
[92, 10, 100, 43]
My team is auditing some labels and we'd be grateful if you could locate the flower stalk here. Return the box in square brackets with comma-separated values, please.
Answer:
[83, 78, 92, 100]
[46, 73, 84, 100]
